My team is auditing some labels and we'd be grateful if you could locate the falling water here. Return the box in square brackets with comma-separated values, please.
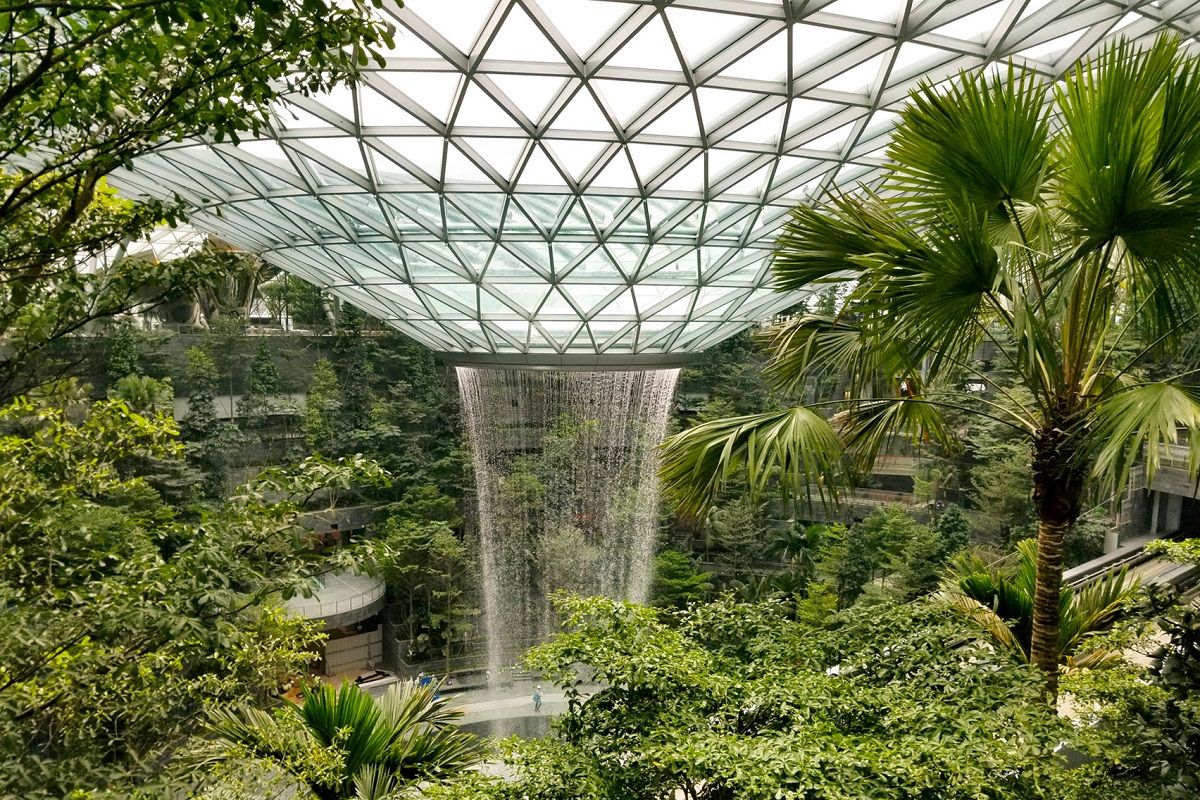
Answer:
[456, 367, 679, 674]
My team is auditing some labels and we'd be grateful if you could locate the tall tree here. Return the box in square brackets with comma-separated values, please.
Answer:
[0, 397, 387, 795]
[661, 37, 1200, 695]
[0, 2, 392, 397]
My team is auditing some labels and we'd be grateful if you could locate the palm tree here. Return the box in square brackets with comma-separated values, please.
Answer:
[202, 680, 479, 799]
[938, 540, 1140, 668]
[766, 523, 825, 583]
[660, 36, 1200, 697]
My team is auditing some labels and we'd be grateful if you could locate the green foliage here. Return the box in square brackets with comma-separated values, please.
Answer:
[1146, 537, 1200, 564]
[0, 397, 387, 797]
[649, 550, 714, 610]
[356, 516, 476, 663]
[940, 540, 1140, 663]
[105, 322, 143, 381]
[485, 594, 1067, 800]
[0, 2, 392, 397]
[1058, 666, 1200, 798]
[660, 37, 1200, 691]
[181, 345, 238, 496]
[305, 358, 343, 456]
[108, 373, 173, 414]
[202, 681, 479, 800]
[933, 504, 972, 557]
[706, 497, 766, 578]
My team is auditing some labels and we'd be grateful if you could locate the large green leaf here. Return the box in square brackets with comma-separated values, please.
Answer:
[659, 406, 848, 517]
[1085, 381, 1200, 495]
[887, 64, 1051, 213]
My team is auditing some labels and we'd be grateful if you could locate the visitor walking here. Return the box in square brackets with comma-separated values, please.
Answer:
[533, 685, 543, 712]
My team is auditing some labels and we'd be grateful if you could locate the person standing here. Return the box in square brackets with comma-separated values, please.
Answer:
[532, 684, 543, 712]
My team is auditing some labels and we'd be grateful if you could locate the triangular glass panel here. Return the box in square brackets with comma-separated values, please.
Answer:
[453, 83, 517, 128]
[315, 85, 356, 123]
[724, 160, 772, 195]
[724, 104, 786, 145]
[501, 202, 538, 235]
[411, 0, 492, 53]
[798, 121, 857, 152]
[376, 70, 462, 123]
[655, 291, 696, 318]
[489, 74, 568, 123]
[444, 146, 491, 182]
[642, 96, 700, 138]
[538, 288, 576, 316]
[558, 198, 594, 235]
[665, 7, 754, 69]
[449, 193, 504, 231]
[488, 283, 551, 315]
[367, 146, 419, 185]
[597, 289, 637, 317]
[450, 239, 495, 273]
[707, 148, 749, 188]
[553, 87, 611, 132]
[791, 24, 861, 73]
[821, 0, 903, 23]
[540, 0, 629, 58]
[565, 251, 622, 282]
[518, 145, 567, 185]
[545, 138, 608, 182]
[718, 28, 787, 82]
[305, 137, 367, 174]
[592, 78, 667, 127]
[376, 136, 445, 178]
[820, 52, 887, 94]
[515, 194, 569, 231]
[628, 143, 688, 184]
[486, 247, 541, 279]
[551, 242, 588, 272]
[608, 16, 679, 71]
[933, 2, 1006, 42]
[697, 88, 755, 133]
[459, 136, 528, 183]
[485, 4, 564, 62]
[359, 84, 421, 127]
[1017, 28, 1087, 62]
[658, 156, 705, 194]
[560, 283, 622, 316]
[590, 152, 639, 190]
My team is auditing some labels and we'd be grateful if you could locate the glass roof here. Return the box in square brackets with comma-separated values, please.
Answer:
[112, 0, 1200, 360]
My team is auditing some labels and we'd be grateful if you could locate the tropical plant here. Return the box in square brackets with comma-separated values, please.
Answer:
[660, 37, 1200, 694]
[203, 680, 479, 800]
[0, 1, 392, 399]
[107, 373, 173, 414]
[939, 540, 1140, 667]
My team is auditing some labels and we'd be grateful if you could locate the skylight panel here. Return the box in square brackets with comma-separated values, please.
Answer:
[539, 0, 629, 59]
[545, 139, 608, 182]
[461, 137, 527, 182]
[641, 96, 700, 139]
[406, 0, 492, 53]
[488, 74, 567, 123]
[819, 52, 887, 93]
[607, 16, 681, 72]
[932, 2, 1007, 42]
[664, 7, 754, 68]
[376, 71, 461, 123]
[820, 0, 904, 23]
[453, 83, 518, 129]
[552, 88, 611, 132]
[484, 4, 563, 63]
[377, 135, 445, 179]
[592, 79, 665, 127]
[718, 28, 789, 81]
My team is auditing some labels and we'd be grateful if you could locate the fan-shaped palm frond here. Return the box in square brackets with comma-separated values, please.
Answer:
[941, 540, 1139, 664]
[202, 680, 478, 800]
[659, 406, 848, 517]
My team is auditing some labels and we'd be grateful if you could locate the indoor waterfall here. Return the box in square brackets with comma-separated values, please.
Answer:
[456, 367, 680, 675]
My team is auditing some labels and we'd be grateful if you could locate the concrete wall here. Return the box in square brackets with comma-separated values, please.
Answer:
[324, 628, 384, 676]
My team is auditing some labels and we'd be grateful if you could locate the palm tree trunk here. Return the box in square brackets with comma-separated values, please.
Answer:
[1030, 424, 1084, 699]
[1029, 515, 1070, 696]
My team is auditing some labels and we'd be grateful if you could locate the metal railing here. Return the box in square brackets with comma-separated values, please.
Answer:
[286, 579, 385, 619]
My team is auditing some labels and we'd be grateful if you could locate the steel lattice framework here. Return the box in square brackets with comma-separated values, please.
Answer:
[113, 0, 1200, 365]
